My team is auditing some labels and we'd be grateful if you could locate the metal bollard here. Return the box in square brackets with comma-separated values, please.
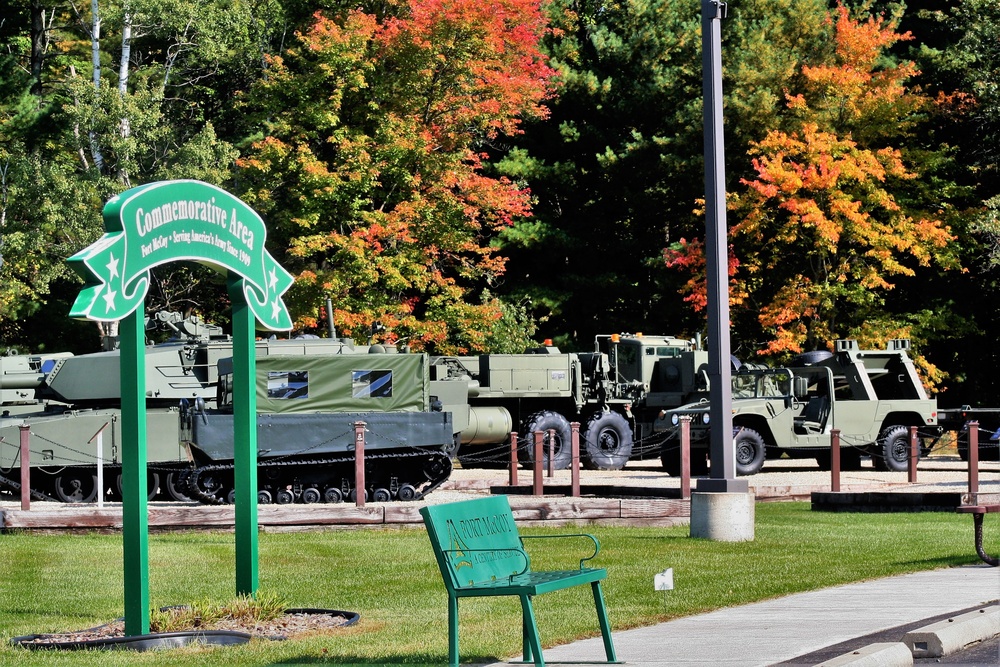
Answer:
[679, 416, 691, 500]
[547, 428, 555, 478]
[968, 421, 979, 495]
[908, 426, 918, 484]
[831, 429, 841, 493]
[353, 421, 366, 507]
[509, 432, 519, 486]
[19, 425, 30, 511]
[533, 431, 544, 496]
[570, 422, 580, 498]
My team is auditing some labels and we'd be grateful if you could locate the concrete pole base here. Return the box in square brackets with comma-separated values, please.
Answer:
[690, 491, 755, 542]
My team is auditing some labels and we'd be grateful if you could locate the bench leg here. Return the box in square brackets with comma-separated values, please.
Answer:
[973, 513, 1000, 567]
[520, 594, 545, 666]
[449, 595, 460, 667]
[592, 581, 618, 662]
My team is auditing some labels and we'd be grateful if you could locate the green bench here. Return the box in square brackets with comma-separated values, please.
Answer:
[419, 495, 619, 667]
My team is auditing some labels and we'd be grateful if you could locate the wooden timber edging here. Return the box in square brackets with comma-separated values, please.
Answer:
[0, 497, 690, 533]
[811, 491, 968, 513]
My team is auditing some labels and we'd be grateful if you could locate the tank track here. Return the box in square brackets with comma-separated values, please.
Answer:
[185, 449, 452, 505]
[0, 472, 58, 502]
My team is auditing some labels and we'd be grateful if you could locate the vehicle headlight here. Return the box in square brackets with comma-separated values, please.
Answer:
[670, 413, 679, 426]
[702, 412, 711, 425]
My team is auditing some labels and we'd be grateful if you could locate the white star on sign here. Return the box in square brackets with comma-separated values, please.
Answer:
[268, 267, 279, 291]
[106, 253, 120, 280]
[102, 288, 117, 312]
[271, 298, 282, 322]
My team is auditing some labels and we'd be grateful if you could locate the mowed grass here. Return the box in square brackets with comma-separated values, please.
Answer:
[0, 502, 994, 666]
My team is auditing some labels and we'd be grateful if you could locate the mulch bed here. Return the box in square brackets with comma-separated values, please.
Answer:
[12, 608, 359, 649]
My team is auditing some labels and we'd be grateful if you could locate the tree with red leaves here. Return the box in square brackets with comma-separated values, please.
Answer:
[665, 4, 961, 384]
[239, 0, 554, 352]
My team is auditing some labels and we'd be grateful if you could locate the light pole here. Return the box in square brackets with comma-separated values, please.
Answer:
[691, 0, 754, 540]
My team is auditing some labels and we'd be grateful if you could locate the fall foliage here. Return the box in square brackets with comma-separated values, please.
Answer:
[665, 3, 961, 386]
[237, 0, 554, 353]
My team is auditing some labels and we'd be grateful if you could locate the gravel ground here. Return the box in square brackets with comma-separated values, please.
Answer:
[430, 454, 1000, 504]
[2, 454, 997, 510]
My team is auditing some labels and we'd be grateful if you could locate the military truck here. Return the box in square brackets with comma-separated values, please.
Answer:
[657, 339, 939, 475]
[438, 333, 711, 470]
[937, 407, 1000, 461]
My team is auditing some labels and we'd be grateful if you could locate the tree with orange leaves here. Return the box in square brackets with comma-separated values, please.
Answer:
[238, 0, 554, 353]
[666, 3, 961, 383]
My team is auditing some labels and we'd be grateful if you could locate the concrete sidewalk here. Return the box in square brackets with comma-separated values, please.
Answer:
[484, 566, 999, 667]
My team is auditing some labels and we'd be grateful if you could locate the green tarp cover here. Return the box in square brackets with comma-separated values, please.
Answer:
[255, 353, 429, 414]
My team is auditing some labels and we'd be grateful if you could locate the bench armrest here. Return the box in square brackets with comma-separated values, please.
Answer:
[443, 547, 531, 577]
[520, 533, 601, 570]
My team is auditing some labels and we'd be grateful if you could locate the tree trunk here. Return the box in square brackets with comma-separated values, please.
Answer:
[118, 9, 132, 187]
[30, 1, 45, 95]
[90, 0, 105, 172]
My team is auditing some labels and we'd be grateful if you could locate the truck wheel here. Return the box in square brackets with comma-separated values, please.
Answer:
[521, 411, 573, 470]
[583, 411, 633, 470]
[734, 427, 766, 475]
[660, 437, 681, 476]
[660, 437, 709, 476]
[876, 425, 912, 472]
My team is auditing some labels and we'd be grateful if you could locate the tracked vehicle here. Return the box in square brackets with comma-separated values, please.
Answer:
[180, 350, 455, 504]
[0, 314, 460, 503]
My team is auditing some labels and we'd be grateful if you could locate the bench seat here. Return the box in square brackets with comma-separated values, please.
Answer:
[456, 568, 608, 596]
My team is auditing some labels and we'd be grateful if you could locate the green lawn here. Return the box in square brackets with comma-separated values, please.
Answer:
[0, 502, 993, 666]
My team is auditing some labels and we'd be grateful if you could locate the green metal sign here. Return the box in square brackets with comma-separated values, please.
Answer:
[68, 180, 292, 636]
[68, 180, 293, 329]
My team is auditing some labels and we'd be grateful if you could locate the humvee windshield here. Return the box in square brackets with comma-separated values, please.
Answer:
[732, 369, 792, 398]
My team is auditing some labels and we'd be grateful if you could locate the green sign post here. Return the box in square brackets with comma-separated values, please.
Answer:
[67, 180, 293, 635]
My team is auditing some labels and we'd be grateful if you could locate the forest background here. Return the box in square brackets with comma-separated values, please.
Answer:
[0, 0, 997, 406]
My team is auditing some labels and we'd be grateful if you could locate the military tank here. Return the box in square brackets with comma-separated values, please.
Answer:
[0, 313, 461, 504]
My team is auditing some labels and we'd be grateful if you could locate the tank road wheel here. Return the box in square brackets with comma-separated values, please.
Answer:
[734, 427, 766, 476]
[397, 484, 418, 501]
[257, 490, 273, 504]
[53, 470, 98, 503]
[583, 411, 634, 471]
[301, 487, 322, 504]
[276, 488, 295, 505]
[165, 471, 193, 502]
[520, 411, 573, 470]
[372, 488, 392, 503]
[189, 469, 233, 504]
[323, 487, 344, 503]
[115, 472, 161, 501]
[349, 488, 368, 504]
[874, 425, 912, 472]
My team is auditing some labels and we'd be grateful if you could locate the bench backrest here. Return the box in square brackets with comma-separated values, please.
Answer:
[420, 496, 527, 591]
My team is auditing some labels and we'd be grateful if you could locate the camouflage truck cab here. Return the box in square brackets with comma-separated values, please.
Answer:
[657, 339, 938, 476]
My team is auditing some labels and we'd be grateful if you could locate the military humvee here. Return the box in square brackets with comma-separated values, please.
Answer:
[657, 339, 938, 475]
